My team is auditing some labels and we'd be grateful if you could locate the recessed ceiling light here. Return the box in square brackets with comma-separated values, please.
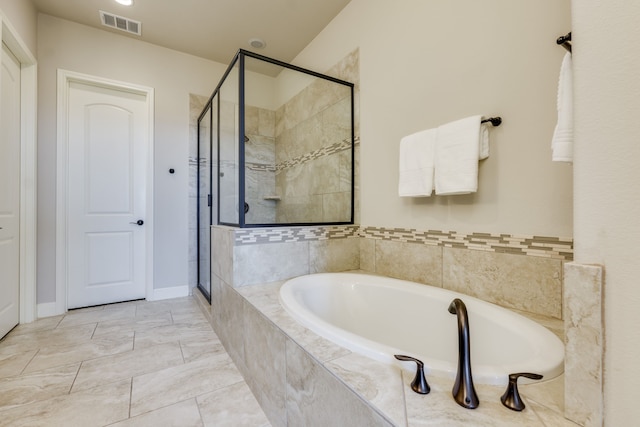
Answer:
[248, 38, 266, 49]
[115, 0, 133, 6]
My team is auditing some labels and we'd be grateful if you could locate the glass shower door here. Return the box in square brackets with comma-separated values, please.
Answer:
[197, 102, 213, 300]
[218, 61, 240, 226]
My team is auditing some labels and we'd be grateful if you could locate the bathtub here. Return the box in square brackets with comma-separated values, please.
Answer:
[279, 272, 564, 386]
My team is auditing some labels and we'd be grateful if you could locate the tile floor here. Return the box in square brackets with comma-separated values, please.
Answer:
[0, 297, 271, 427]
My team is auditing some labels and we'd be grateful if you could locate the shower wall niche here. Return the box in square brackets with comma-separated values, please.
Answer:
[198, 49, 355, 228]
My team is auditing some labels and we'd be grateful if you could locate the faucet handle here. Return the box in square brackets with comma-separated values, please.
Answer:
[500, 372, 543, 411]
[394, 355, 430, 395]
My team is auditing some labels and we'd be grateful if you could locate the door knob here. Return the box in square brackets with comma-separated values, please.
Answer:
[130, 220, 144, 226]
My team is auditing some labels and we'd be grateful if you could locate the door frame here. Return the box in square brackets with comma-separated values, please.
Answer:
[0, 11, 38, 324]
[56, 70, 154, 313]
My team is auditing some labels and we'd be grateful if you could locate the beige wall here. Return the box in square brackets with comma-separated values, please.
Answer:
[0, 0, 37, 56]
[36, 14, 229, 302]
[572, 1, 640, 424]
[293, 0, 572, 238]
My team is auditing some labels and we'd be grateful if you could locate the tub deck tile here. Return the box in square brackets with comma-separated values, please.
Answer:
[214, 272, 569, 427]
[327, 352, 407, 426]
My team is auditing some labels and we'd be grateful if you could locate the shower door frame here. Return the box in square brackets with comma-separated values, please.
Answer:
[214, 49, 356, 229]
[196, 97, 216, 303]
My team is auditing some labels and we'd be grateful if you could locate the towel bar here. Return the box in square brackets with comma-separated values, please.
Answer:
[481, 117, 502, 127]
[557, 32, 572, 53]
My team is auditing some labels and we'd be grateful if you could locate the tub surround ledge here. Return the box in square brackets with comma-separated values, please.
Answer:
[213, 224, 570, 321]
[563, 263, 603, 427]
[200, 272, 578, 427]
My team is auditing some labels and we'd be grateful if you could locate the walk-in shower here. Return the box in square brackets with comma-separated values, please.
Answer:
[196, 49, 355, 299]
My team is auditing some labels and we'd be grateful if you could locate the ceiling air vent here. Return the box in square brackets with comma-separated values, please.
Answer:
[99, 11, 142, 36]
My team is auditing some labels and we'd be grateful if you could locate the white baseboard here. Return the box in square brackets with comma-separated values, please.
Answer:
[37, 302, 61, 318]
[152, 285, 190, 301]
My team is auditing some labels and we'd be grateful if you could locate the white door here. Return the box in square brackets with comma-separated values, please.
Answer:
[66, 81, 149, 309]
[0, 43, 21, 337]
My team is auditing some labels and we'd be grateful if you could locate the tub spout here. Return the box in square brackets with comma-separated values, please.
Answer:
[448, 298, 479, 409]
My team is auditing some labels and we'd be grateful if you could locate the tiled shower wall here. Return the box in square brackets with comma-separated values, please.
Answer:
[274, 80, 354, 223]
[248, 48, 359, 224]
[245, 106, 277, 224]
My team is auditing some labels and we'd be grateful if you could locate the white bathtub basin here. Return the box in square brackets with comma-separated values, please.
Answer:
[279, 272, 564, 385]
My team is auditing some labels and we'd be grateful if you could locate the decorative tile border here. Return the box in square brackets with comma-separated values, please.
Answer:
[276, 137, 359, 171]
[246, 162, 276, 172]
[234, 225, 360, 245]
[188, 156, 203, 167]
[191, 158, 275, 172]
[231, 224, 573, 261]
[361, 226, 573, 261]
[190, 136, 359, 173]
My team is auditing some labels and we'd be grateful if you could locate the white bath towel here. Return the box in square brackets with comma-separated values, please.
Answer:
[398, 128, 437, 197]
[434, 115, 487, 195]
[552, 52, 573, 162]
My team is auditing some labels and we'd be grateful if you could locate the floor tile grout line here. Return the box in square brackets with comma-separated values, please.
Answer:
[90, 322, 98, 339]
[1, 317, 62, 341]
[24, 349, 137, 377]
[130, 379, 249, 423]
[52, 315, 64, 330]
[128, 396, 207, 424]
[128, 376, 133, 420]
[0, 371, 131, 422]
[178, 338, 186, 363]
[125, 355, 243, 407]
[19, 347, 41, 376]
[67, 360, 84, 395]
[195, 394, 207, 426]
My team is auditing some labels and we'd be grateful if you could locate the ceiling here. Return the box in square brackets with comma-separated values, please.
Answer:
[31, 0, 352, 66]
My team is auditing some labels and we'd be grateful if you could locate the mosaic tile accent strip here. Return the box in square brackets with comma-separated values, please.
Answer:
[193, 158, 274, 172]
[246, 162, 276, 172]
[188, 156, 204, 167]
[234, 225, 360, 245]
[231, 225, 573, 261]
[191, 137, 359, 173]
[360, 226, 573, 261]
[276, 137, 359, 171]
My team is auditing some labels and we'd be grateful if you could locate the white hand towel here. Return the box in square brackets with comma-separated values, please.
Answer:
[398, 128, 437, 197]
[552, 52, 573, 162]
[479, 122, 490, 160]
[434, 115, 486, 195]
